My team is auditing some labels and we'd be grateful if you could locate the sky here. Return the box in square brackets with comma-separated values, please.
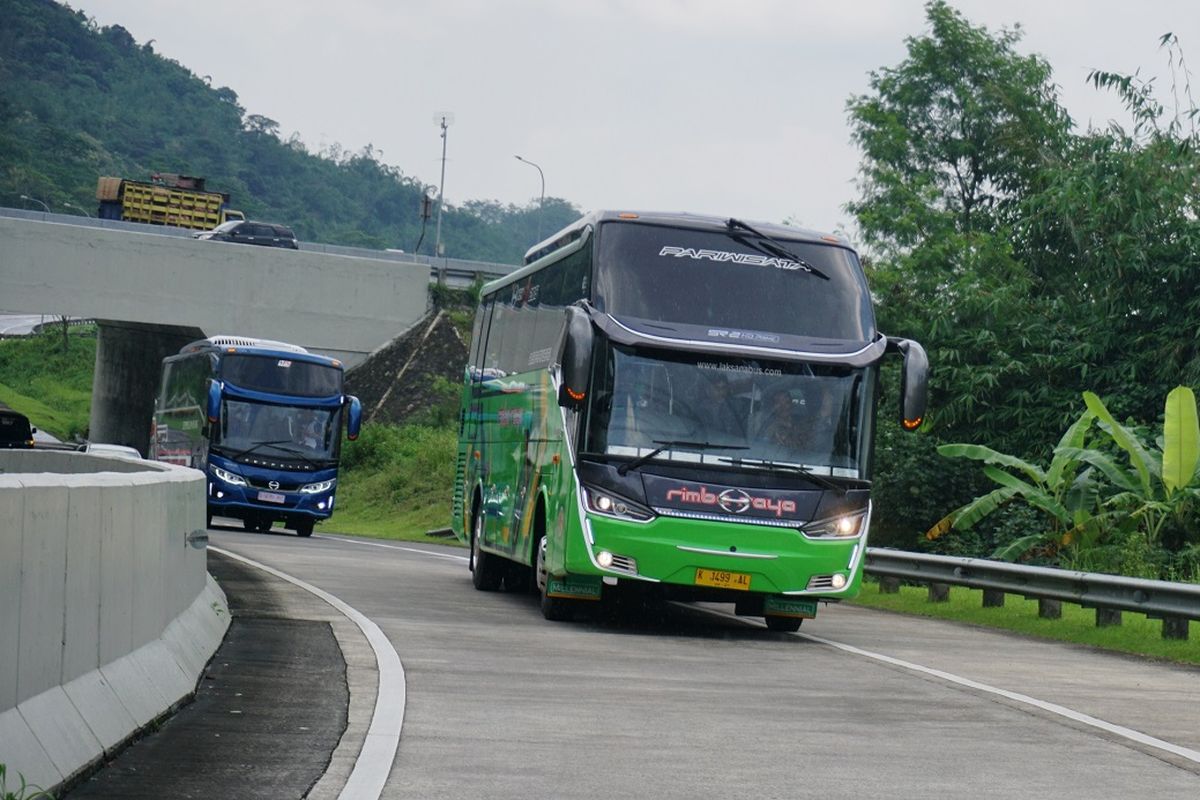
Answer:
[72, 1, 1198, 238]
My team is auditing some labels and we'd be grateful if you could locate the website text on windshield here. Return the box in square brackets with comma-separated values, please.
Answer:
[452, 211, 927, 630]
[150, 336, 362, 537]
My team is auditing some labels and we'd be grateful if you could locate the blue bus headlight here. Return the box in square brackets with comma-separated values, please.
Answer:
[300, 479, 336, 494]
[212, 465, 248, 487]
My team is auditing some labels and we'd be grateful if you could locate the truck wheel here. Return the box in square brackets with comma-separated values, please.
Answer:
[295, 519, 314, 538]
[471, 509, 503, 591]
[537, 536, 574, 622]
[765, 616, 803, 632]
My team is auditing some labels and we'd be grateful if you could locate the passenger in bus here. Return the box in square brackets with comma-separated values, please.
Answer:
[757, 390, 801, 449]
[702, 377, 746, 441]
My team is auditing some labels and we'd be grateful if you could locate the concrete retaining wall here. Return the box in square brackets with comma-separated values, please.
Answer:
[0, 451, 229, 793]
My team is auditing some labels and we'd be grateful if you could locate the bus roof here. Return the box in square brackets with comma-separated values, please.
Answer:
[521, 210, 853, 266]
[176, 336, 344, 368]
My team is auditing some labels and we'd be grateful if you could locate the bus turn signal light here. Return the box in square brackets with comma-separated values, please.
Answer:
[902, 417, 923, 431]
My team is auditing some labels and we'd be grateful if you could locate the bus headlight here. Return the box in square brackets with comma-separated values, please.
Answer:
[211, 466, 247, 487]
[803, 511, 867, 539]
[300, 479, 336, 494]
[581, 485, 655, 523]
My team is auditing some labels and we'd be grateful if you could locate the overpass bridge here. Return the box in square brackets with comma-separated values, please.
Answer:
[0, 212, 515, 452]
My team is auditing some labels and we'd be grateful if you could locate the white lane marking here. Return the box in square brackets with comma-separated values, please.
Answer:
[209, 546, 406, 800]
[797, 631, 1200, 764]
[701, 606, 1200, 766]
[315, 533, 470, 563]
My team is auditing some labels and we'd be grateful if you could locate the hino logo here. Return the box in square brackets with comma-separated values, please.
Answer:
[663, 484, 799, 517]
[718, 488, 751, 514]
[268, 481, 280, 491]
[658, 245, 810, 272]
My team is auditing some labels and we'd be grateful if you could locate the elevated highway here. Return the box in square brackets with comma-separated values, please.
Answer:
[0, 212, 513, 451]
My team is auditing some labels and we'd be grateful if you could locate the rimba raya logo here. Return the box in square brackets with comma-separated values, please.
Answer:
[664, 485, 797, 518]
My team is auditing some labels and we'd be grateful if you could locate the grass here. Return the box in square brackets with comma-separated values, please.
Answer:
[325, 422, 466, 545]
[0, 327, 96, 440]
[851, 578, 1200, 666]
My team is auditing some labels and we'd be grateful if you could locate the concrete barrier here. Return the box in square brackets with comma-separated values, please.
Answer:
[0, 451, 228, 793]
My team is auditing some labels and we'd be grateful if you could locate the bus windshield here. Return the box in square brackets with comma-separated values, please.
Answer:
[217, 399, 342, 461]
[592, 221, 875, 341]
[220, 354, 342, 397]
[581, 344, 873, 478]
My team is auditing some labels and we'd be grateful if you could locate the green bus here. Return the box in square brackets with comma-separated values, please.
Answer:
[452, 211, 927, 629]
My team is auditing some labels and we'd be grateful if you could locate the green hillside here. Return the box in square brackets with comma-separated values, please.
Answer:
[0, 0, 578, 263]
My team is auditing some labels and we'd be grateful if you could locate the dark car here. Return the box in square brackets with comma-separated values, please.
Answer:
[194, 220, 299, 249]
[0, 409, 35, 449]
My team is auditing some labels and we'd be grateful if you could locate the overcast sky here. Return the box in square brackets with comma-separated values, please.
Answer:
[72, 1, 1197, 237]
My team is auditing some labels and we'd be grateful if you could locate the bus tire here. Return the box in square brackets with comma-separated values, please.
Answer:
[471, 508, 503, 591]
[536, 535, 573, 622]
[295, 519, 314, 537]
[765, 616, 802, 632]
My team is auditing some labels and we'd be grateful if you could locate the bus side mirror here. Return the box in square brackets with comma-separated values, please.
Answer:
[206, 380, 222, 424]
[558, 305, 594, 410]
[346, 395, 362, 440]
[887, 337, 928, 432]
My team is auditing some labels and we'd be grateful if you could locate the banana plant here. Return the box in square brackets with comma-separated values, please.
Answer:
[1083, 386, 1200, 548]
[927, 407, 1109, 560]
[929, 386, 1200, 562]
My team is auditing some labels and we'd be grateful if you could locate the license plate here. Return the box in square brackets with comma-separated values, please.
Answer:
[695, 568, 752, 591]
[257, 491, 285, 504]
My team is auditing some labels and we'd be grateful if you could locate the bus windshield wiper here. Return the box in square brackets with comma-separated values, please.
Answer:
[716, 456, 844, 493]
[726, 218, 829, 280]
[618, 440, 748, 476]
[229, 439, 293, 460]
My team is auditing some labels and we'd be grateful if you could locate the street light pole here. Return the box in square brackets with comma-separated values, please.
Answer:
[432, 113, 455, 259]
[19, 194, 50, 213]
[514, 155, 545, 241]
[63, 201, 92, 218]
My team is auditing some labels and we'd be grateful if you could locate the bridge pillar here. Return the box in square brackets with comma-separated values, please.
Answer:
[90, 321, 204, 455]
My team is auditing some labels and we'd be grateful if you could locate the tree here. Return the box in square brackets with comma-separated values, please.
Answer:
[847, 1, 1077, 454]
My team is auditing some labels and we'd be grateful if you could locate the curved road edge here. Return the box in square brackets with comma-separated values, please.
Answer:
[208, 545, 407, 800]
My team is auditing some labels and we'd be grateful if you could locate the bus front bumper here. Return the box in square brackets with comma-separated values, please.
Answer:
[573, 514, 865, 599]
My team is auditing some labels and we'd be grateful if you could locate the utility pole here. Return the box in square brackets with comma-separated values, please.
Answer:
[432, 113, 454, 261]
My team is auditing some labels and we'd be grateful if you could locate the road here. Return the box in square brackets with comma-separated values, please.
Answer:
[209, 528, 1200, 799]
[0, 314, 51, 336]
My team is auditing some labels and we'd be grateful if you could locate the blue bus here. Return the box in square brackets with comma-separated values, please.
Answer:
[150, 336, 362, 536]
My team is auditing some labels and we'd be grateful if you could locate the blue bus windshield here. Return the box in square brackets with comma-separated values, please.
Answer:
[219, 399, 342, 461]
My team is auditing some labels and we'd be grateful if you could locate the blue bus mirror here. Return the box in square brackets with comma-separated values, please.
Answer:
[559, 305, 593, 409]
[346, 395, 362, 440]
[206, 380, 222, 423]
[887, 337, 928, 431]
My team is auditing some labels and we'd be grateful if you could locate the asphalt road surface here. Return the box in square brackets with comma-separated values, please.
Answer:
[210, 528, 1200, 799]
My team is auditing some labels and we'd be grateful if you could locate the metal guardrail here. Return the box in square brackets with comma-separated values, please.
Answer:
[864, 548, 1199, 639]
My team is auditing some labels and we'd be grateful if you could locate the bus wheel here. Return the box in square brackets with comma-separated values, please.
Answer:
[537, 536, 573, 622]
[471, 510, 503, 591]
[241, 517, 257, 532]
[765, 616, 802, 632]
[295, 519, 314, 538]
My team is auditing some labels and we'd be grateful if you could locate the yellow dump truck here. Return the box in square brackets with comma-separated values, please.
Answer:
[96, 173, 245, 231]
